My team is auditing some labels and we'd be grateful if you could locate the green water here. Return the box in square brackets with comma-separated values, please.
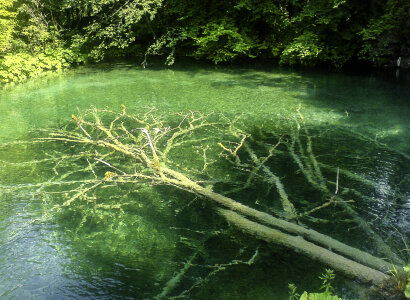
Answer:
[0, 61, 409, 299]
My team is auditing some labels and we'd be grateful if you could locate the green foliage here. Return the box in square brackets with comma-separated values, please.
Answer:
[148, 0, 408, 67]
[61, 0, 163, 61]
[2, 0, 410, 81]
[8, 0, 62, 53]
[288, 283, 300, 300]
[193, 21, 253, 63]
[0, 48, 85, 83]
[148, 0, 295, 64]
[0, 0, 16, 53]
[280, 32, 324, 67]
[299, 291, 342, 300]
[405, 263, 410, 298]
[387, 261, 410, 299]
[145, 28, 190, 65]
[319, 269, 336, 294]
[0, 0, 87, 83]
[289, 269, 342, 300]
[282, 0, 369, 67]
[359, 0, 410, 66]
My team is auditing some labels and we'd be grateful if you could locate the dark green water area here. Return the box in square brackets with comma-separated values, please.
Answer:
[0, 61, 409, 299]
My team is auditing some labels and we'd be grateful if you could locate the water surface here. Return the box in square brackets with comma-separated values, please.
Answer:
[0, 61, 409, 299]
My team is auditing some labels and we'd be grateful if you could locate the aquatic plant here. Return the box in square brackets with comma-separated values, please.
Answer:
[289, 269, 342, 300]
[405, 263, 410, 298]
[319, 269, 336, 294]
[299, 292, 342, 300]
[288, 283, 300, 300]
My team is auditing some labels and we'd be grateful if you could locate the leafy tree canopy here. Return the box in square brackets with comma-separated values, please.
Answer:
[1, 0, 409, 82]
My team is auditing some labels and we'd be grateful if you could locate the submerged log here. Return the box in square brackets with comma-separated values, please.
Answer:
[160, 166, 395, 276]
[217, 208, 388, 286]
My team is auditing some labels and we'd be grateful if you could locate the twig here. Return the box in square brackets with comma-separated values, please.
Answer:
[335, 167, 339, 195]
[155, 252, 198, 299]
[94, 158, 127, 175]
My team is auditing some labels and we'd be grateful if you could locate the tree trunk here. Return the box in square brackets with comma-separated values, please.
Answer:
[217, 208, 388, 286]
[162, 166, 394, 274]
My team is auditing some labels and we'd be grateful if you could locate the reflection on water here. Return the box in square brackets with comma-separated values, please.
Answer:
[0, 61, 409, 299]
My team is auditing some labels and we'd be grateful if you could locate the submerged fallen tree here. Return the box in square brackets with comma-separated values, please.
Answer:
[2, 106, 407, 298]
[28, 106, 405, 290]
